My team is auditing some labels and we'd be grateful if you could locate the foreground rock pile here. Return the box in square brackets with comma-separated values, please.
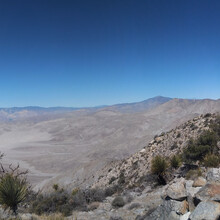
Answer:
[70, 168, 220, 220]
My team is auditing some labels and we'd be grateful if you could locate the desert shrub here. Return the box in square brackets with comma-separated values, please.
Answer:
[109, 176, 116, 184]
[72, 188, 79, 196]
[170, 155, 182, 169]
[197, 130, 217, 148]
[203, 154, 220, 167]
[111, 196, 125, 208]
[0, 173, 29, 215]
[204, 113, 211, 118]
[151, 156, 168, 175]
[183, 130, 218, 163]
[176, 132, 181, 138]
[170, 142, 178, 150]
[30, 190, 73, 216]
[30, 186, 114, 216]
[105, 186, 116, 197]
[53, 184, 59, 191]
[72, 190, 86, 208]
[84, 188, 105, 203]
[185, 169, 202, 180]
[210, 115, 220, 138]
[118, 172, 125, 185]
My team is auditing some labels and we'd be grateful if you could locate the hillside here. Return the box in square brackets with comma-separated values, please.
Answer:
[93, 113, 219, 188]
[0, 97, 219, 191]
[11, 112, 220, 220]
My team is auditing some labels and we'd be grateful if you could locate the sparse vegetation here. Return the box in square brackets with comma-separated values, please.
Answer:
[30, 185, 119, 216]
[203, 154, 220, 167]
[118, 172, 125, 185]
[151, 155, 168, 176]
[151, 155, 168, 185]
[53, 184, 59, 191]
[170, 155, 182, 169]
[185, 168, 202, 180]
[111, 196, 125, 208]
[170, 142, 178, 150]
[0, 173, 29, 215]
[183, 130, 218, 163]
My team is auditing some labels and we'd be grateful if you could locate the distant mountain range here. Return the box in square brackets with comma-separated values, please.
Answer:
[0, 96, 219, 122]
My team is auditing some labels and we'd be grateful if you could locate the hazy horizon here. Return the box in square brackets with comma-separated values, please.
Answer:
[0, 95, 219, 108]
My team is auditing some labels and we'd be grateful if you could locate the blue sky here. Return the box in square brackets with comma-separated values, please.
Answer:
[0, 0, 219, 107]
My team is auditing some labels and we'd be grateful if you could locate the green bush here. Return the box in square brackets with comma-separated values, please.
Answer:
[53, 184, 59, 191]
[30, 186, 118, 216]
[183, 130, 218, 163]
[111, 196, 125, 208]
[210, 115, 220, 138]
[170, 142, 178, 150]
[30, 190, 74, 216]
[109, 176, 116, 184]
[0, 173, 29, 214]
[151, 155, 168, 175]
[118, 172, 125, 185]
[203, 154, 220, 167]
[170, 155, 182, 169]
[185, 169, 202, 180]
[197, 130, 217, 148]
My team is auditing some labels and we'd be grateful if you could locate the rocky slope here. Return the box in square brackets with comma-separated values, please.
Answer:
[72, 168, 220, 220]
[1, 112, 220, 220]
[93, 113, 219, 189]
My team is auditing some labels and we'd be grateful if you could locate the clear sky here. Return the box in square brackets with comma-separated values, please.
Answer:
[0, 0, 219, 107]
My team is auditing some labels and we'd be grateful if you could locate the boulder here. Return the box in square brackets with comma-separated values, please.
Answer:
[185, 180, 201, 197]
[195, 183, 220, 202]
[143, 199, 188, 220]
[187, 195, 195, 212]
[166, 178, 187, 201]
[206, 168, 220, 183]
[192, 177, 206, 187]
[189, 201, 220, 220]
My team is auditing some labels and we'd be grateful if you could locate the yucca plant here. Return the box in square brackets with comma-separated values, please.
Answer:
[0, 173, 28, 215]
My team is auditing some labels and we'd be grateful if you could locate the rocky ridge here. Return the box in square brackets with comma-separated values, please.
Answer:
[93, 113, 218, 189]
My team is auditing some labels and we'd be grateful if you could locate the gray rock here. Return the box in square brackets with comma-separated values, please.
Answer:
[166, 178, 187, 201]
[185, 180, 201, 197]
[189, 201, 220, 220]
[143, 199, 188, 220]
[206, 168, 220, 183]
[195, 183, 220, 202]
[187, 195, 195, 212]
